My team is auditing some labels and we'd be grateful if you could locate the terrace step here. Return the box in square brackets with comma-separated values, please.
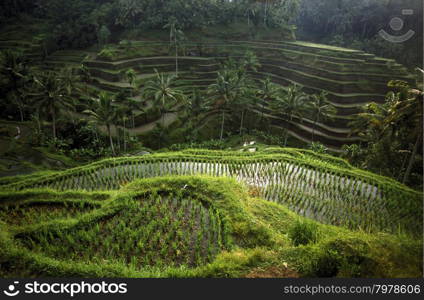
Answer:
[2, 37, 410, 149]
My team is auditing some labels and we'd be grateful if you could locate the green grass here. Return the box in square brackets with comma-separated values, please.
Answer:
[0, 175, 421, 278]
[18, 192, 225, 269]
[0, 149, 421, 235]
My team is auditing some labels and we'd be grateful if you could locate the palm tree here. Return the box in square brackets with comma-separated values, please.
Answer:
[143, 70, 185, 126]
[0, 50, 32, 121]
[257, 77, 280, 122]
[115, 106, 130, 152]
[128, 98, 145, 128]
[385, 80, 423, 184]
[164, 18, 185, 76]
[84, 91, 118, 156]
[187, 89, 209, 119]
[0, 50, 27, 86]
[231, 72, 256, 136]
[236, 85, 257, 136]
[79, 63, 92, 94]
[271, 84, 309, 146]
[124, 68, 137, 96]
[30, 71, 75, 140]
[9, 92, 26, 122]
[256, 0, 278, 27]
[349, 101, 391, 142]
[309, 91, 337, 142]
[115, 91, 143, 129]
[59, 67, 78, 96]
[242, 51, 261, 72]
[264, 0, 269, 26]
[349, 85, 416, 182]
[245, 0, 258, 27]
[208, 69, 244, 140]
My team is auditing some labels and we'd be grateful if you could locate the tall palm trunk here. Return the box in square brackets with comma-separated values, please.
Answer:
[36, 111, 41, 133]
[116, 125, 120, 152]
[51, 106, 56, 140]
[402, 132, 422, 184]
[18, 106, 24, 122]
[240, 109, 245, 136]
[123, 117, 127, 153]
[106, 124, 116, 156]
[284, 132, 289, 147]
[284, 115, 292, 146]
[220, 110, 225, 140]
[94, 128, 99, 141]
[260, 99, 265, 123]
[175, 35, 178, 77]
[312, 114, 319, 142]
[162, 109, 166, 126]
[264, 0, 268, 26]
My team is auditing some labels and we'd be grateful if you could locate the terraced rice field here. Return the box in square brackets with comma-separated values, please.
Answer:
[0, 176, 246, 277]
[2, 149, 421, 234]
[12, 39, 410, 150]
[17, 192, 226, 269]
[0, 149, 422, 278]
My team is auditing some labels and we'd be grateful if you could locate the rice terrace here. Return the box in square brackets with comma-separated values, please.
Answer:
[0, 0, 423, 278]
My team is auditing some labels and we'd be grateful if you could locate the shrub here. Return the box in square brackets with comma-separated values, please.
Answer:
[313, 249, 341, 277]
[307, 238, 377, 278]
[288, 220, 318, 246]
[309, 142, 328, 154]
[97, 47, 115, 61]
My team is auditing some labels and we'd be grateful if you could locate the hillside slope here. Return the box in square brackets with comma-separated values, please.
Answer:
[0, 150, 422, 278]
[0, 30, 412, 151]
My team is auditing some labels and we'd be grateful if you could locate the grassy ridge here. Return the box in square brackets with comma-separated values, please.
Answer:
[0, 176, 421, 278]
[0, 149, 421, 235]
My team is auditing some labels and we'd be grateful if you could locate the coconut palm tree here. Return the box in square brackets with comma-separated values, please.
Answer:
[30, 71, 75, 140]
[245, 0, 259, 27]
[124, 68, 137, 96]
[348, 82, 421, 181]
[242, 50, 261, 72]
[208, 69, 244, 140]
[349, 101, 391, 142]
[187, 89, 209, 119]
[271, 84, 309, 146]
[84, 91, 118, 156]
[0, 49, 32, 121]
[236, 84, 257, 136]
[128, 98, 145, 128]
[257, 77, 280, 122]
[309, 91, 337, 141]
[143, 70, 185, 126]
[385, 80, 423, 184]
[59, 67, 78, 96]
[255, 0, 278, 26]
[164, 18, 185, 76]
[115, 90, 144, 129]
[0, 50, 27, 86]
[79, 63, 92, 94]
